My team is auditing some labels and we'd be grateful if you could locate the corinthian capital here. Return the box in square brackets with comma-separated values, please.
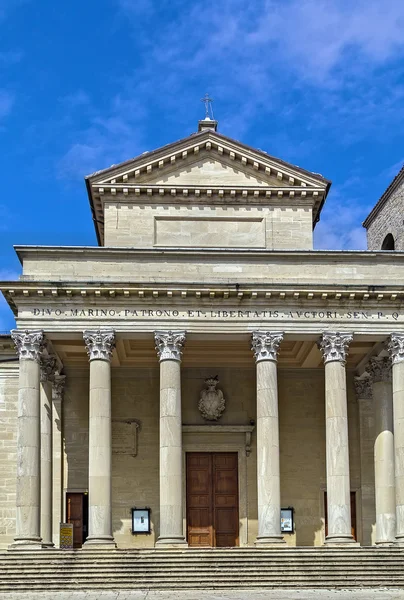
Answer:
[366, 356, 392, 383]
[40, 356, 58, 383]
[318, 331, 353, 365]
[11, 329, 45, 362]
[155, 331, 186, 362]
[354, 375, 373, 400]
[387, 333, 404, 365]
[83, 330, 116, 361]
[251, 331, 284, 363]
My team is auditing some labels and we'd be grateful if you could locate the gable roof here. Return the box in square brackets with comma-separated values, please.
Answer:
[363, 164, 404, 229]
[86, 129, 331, 245]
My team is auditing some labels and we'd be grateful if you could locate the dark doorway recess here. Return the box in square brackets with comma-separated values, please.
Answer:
[66, 492, 89, 548]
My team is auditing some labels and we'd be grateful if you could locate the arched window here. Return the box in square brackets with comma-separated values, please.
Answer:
[381, 233, 395, 250]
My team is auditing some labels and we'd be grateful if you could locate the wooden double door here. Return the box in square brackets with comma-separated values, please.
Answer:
[186, 452, 239, 547]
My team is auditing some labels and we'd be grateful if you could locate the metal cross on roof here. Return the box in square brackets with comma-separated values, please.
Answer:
[201, 93, 214, 120]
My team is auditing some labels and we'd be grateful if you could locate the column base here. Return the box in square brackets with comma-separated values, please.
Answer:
[324, 534, 359, 546]
[376, 540, 396, 546]
[83, 536, 116, 550]
[255, 535, 286, 547]
[8, 538, 46, 551]
[395, 535, 404, 546]
[156, 536, 188, 548]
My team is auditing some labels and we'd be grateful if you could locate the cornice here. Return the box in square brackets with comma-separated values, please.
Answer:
[3, 282, 404, 302]
[13, 245, 404, 262]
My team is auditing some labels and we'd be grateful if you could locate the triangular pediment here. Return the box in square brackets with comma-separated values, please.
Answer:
[89, 130, 329, 191]
[127, 156, 293, 187]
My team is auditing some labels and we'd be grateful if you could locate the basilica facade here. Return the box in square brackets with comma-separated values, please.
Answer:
[1, 117, 404, 550]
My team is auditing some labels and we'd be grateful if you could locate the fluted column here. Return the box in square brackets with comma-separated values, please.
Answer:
[318, 332, 356, 544]
[83, 330, 116, 548]
[387, 334, 404, 545]
[353, 375, 375, 546]
[252, 331, 285, 545]
[155, 330, 187, 546]
[40, 356, 58, 548]
[10, 329, 45, 549]
[366, 356, 395, 545]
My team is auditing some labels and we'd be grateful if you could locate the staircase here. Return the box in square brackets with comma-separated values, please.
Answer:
[0, 547, 403, 591]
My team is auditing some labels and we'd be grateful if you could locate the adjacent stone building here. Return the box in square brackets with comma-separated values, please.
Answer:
[364, 164, 404, 250]
[1, 117, 404, 550]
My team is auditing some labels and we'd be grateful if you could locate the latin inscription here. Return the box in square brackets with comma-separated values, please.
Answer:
[28, 307, 403, 321]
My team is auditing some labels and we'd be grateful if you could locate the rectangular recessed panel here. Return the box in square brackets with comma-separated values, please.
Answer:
[155, 217, 265, 248]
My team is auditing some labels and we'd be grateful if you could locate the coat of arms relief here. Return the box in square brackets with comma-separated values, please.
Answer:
[198, 376, 225, 421]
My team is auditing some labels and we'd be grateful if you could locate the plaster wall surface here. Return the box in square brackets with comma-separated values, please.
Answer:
[367, 180, 404, 250]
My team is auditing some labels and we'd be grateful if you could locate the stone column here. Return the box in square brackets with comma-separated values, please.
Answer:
[155, 330, 187, 546]
[353, 375, 376, 546]
[318, 331, 356, 544]
[387, 334, 404, 545]
[83, 330, 116, 548]
[10, 329, 45, 549]
[251, 331, 285, 545]
[40, 356, 57, 548]
[366, 356, 395, 545]
[52, 373, 66, 547]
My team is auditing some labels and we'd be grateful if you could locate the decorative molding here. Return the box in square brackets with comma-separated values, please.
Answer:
[83, 329, 116, 361]
[40, 356, 58, 383]
[318, 331, 353, 364]
[387, 333, 404, 365]
[154, 330, 186, 362]
[366, 356, 392, 383]
[198, 376, 226, 421]
[11, 329, 45, 362]
[251, 331, 284, 362]
[52, 373, 66, 401]
[354, 375, 373, 400]
[182, 424, 255, 457]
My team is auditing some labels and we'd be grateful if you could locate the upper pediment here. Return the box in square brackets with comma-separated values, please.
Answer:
[86, 129, 331, 244]
[89, 130, 329, 190]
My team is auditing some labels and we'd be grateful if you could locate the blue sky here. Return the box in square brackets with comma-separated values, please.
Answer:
[1, 0, 404, 330]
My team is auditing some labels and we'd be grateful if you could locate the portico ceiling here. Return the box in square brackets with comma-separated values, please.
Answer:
[51, 337, 378, 370]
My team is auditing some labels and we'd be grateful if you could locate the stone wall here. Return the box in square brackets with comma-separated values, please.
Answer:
[0, 362, 19, 549]
[366, 180, 404, 250]
[61, 366, 362, 547]
[103, 202, 313, 250]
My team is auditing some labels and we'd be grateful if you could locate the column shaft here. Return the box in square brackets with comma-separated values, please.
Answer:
[40, 379, 54, 547]
[10, 329, 45, 549]
[387, 334, 404, 544]
[83, 330, 116, 549]
[256, 360, 284, 543]
[373, 379, 395, 544]
[155, 330, 186, 546]
[319, 332, 356, 545]
[252, 331, 285, 546]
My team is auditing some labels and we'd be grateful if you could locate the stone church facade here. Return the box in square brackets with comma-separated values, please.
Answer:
[1, 117, 404, 550]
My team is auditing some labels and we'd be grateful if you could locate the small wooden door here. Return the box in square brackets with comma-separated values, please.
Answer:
[66, 493, 88, 548]
[186, 452, 239, 547]
[324, 491, 357, 540]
